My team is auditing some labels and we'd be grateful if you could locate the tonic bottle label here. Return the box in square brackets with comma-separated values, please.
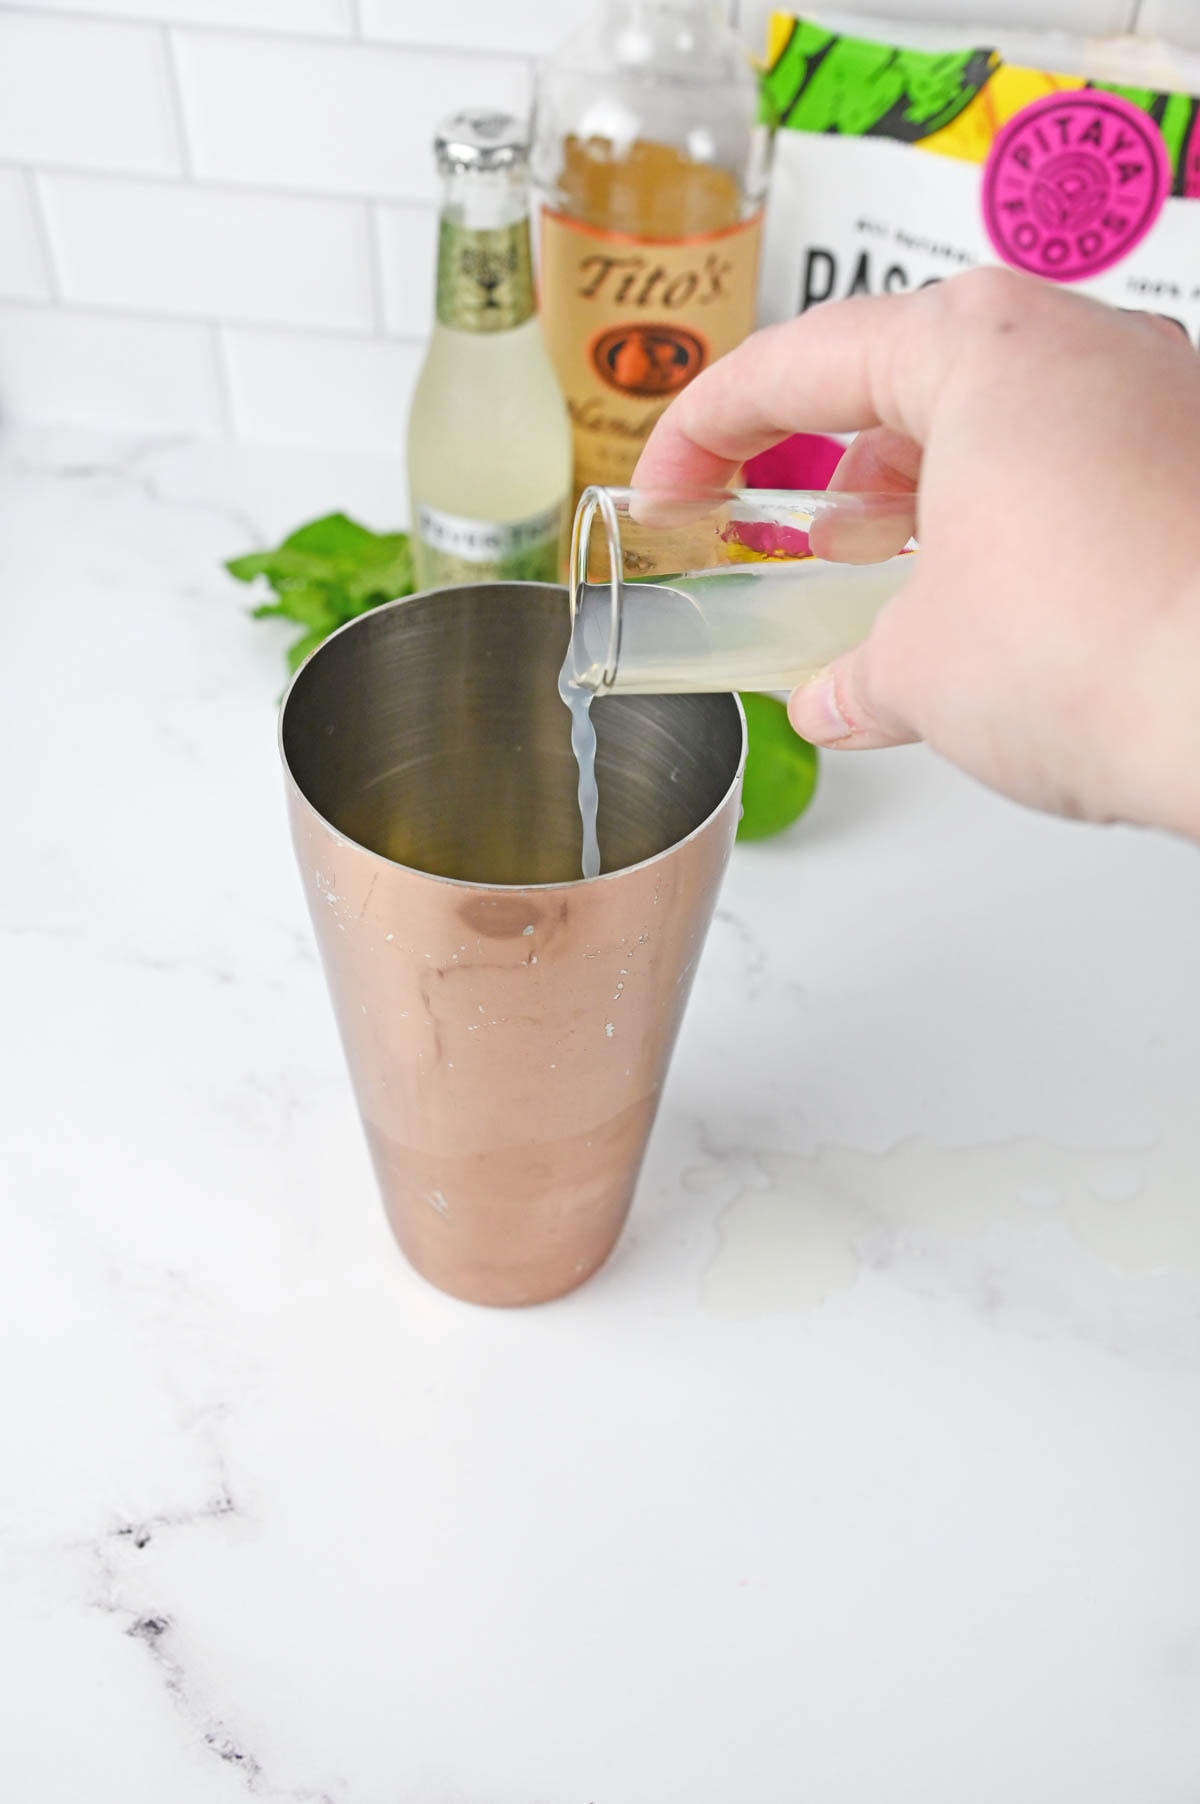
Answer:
[437, 218, 535, 333]
[538, 208, 763, 494]
[416, 499, 564, 585]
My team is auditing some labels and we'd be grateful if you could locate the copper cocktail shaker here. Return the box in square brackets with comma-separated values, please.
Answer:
[280, 583, 745, 1306]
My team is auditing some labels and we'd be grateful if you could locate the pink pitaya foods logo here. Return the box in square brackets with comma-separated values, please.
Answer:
[982, 90, 1170, 283]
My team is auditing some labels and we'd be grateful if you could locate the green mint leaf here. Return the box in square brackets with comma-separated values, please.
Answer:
[251, 586, 340, 630]
[225, 546, 336, 587]
[226, 549, 281, 584]
[342, 537, 414, 607]
[281, 512, 380, 558]
[225, 546, 352, 589]
[228, 512, 414, 678]
[229, 515, 412, 597]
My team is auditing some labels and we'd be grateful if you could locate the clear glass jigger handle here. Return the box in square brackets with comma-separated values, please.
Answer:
[567, 485, 918, 695]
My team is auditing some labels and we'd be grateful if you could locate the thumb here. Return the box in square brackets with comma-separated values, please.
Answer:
[787, 645, 919, 751]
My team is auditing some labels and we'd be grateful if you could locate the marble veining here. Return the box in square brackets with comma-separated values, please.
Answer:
[92, 1488, 342, 1804]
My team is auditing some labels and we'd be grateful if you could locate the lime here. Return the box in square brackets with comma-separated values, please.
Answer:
[736, 692, 819, 841]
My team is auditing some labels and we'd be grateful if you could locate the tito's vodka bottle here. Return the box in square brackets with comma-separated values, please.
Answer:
[408, 112, 571, 588]
[532, 2, 769, 503]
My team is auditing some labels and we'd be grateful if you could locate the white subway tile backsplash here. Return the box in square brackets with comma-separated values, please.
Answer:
[1138, 0, 1200, 52]
[40, 173, 376, 333]
[374, 203, 438, 337]
[173, 31, 529, 201]
[223, 326, 423, 451]
[358, 0, 588, 57]
[0, 15, 181, 175]
[17, 0, 355, 33]
[0, 303, 224, 434]
[0, 171, 52, 301]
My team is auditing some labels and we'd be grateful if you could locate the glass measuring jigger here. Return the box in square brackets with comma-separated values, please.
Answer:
[567, 485, 918, 694]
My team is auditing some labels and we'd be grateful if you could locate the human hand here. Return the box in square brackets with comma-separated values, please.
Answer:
[633, 268, 1200, 839]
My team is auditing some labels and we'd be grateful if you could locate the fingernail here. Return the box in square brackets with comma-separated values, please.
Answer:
[790, 670, 853, 745]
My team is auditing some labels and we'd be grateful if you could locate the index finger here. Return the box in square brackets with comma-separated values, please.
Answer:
[630, 267, 1058, 493]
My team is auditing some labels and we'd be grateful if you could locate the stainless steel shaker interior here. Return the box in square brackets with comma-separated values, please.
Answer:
[281, 582, 743, 885]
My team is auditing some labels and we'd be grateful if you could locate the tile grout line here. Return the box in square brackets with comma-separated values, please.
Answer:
[25, 169, 63, 304]
[161, 26, 194, 180]
[1, 0, 353, 47]
[209, 321, 236, 437]
[0, 2, 527, 61]
[347, 0, 363, 39]
[365, 200, 388, 335]
[0, 155, 441, 214]
[0, 289, 425, 350]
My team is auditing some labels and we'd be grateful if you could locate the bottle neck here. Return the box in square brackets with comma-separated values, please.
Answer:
[435, 164, 535, 334]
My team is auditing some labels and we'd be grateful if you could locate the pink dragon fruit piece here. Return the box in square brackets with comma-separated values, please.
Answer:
[743, 432, 844, 492]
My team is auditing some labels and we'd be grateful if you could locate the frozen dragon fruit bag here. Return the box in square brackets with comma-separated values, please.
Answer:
[758, 14, 1200, 343]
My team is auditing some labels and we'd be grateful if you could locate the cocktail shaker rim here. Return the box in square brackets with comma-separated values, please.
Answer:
[278, 579, 747, 897]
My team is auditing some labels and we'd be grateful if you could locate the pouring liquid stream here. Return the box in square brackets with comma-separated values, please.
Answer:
[558, 658, 602, 880]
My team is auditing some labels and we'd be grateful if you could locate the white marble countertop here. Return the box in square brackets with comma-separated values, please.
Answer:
[4, 426, 1200, 1804]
